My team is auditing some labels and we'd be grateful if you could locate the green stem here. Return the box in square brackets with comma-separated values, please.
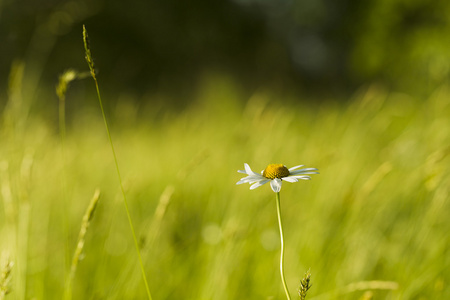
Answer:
[59, 83, 71, 300]
[93, 78, 153, 300]
[83, 26, 153, 300]
[56, 71, 71, 300]
[276, 192, 291, 300]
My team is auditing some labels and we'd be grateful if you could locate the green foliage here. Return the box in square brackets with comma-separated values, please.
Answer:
[1, 70, 449, 299]
[348, 0, 450, 91]
[4, 0, 450, 105]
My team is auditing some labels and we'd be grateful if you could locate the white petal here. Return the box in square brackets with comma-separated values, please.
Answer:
[238, 175, 252, 181]
[246, 174, 265, 181]
[237, 174, 265, 184]
[282, 176, 298, 183]
[270, 178, 282, 192]
[238, 170, 247, 174]
[244, 163, 260, 176]
[250, 179, 270, 190]
[288, 165, 305, 171]
[290, 175, 311, 180]
[236, 178, 250, 185]
[290, 168, 319, 175]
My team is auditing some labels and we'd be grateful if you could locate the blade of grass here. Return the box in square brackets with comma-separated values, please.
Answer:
[82, 25, 153, 300]
[56, 69, 77, 295]
[57, 69, 91, 297]
[64, 189, 101, 300]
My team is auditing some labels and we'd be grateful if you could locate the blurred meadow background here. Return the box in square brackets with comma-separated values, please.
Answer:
[1, 0, 450, 299]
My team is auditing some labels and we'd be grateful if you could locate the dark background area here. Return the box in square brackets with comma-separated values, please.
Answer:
[2, 0, 450, 108]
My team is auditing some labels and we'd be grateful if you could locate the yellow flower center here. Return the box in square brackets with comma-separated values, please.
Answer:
[262, 164, 290, 179]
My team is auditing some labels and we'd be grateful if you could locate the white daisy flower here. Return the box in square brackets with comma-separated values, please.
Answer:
[236, 163, 319, 193]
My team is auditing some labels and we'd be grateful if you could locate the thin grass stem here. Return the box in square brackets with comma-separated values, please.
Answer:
[82, 25, 153, 300]
[56, 69, 74, 296]
[57, 69, 94, 299]
[64, 189, 100, 300]
[276, 192, 291, 300]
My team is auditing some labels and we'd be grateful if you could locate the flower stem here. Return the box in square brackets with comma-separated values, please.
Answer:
[276, 192, 291, 300]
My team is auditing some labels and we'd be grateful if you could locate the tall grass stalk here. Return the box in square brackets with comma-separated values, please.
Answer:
[57, 69, 91, 294]
[56, 69, 77, 292]
[4, 62, 33, 300]
[82, 25, 153, 300]
[64, 189, 100, 300]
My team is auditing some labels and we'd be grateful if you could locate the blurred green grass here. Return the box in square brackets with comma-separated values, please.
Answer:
[1, 72, 449, 299]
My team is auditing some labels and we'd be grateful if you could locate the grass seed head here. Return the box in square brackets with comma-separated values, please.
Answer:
[0, 253, 13, 298]
[298, 269, 312, 300]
